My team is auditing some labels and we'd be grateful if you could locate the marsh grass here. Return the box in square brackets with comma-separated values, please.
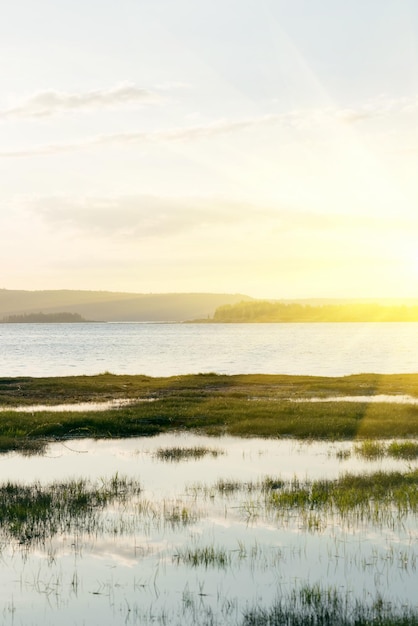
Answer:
[188, 470, 418, 528]
[127, 585, 418, 626]
[268, 470, 418, 523]
[154, 445, 224, 462]
[335, 448, 352, 460]
[162, 502, 199, 527]
[0, 474, 141, 545]
[188, 475, 280, 498]
[0, 373, 418, 452]
[173, 545, 231, 569]
[242, 585, 418, 626]
[354, 439, 386, 459]
[134, 498, 200, 531]
[354, 440, 418, 460]
[388, 441, 418, 460]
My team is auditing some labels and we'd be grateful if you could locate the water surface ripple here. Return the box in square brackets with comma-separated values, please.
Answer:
[1, 321, 417, 377]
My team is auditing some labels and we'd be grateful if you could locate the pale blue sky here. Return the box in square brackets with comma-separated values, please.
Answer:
[1, 1, 418, 297]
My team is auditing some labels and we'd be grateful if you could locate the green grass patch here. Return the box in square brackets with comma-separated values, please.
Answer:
[388, 441, 418, 460]
[1, 373, 418, 451]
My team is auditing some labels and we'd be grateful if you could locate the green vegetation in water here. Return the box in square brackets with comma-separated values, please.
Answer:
[190, 470, 418, 527]
[131, 584, 418, 626]
[0, 474, 141, 545]
[154, 445, 224, 462]
[354, 439, 387, 459]
[189, 476, 279, 497]
[388, 440, 418, 460]
[355, 439, 418, 460]
[0, 372, 418, 451]
[268, 470, 418, 523]
[173, 545, 231, 569]
[242, 585, 418, 626]
[136, 498, 200, 529]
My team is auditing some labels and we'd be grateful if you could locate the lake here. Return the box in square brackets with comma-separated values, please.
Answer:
[1, 322, 417, 625]
[1, 321, 418, 377]
[0, 434, 416, 626]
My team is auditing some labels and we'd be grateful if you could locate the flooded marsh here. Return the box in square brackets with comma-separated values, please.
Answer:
[1, 372, 418, 454]
[0, 433, 417, 625]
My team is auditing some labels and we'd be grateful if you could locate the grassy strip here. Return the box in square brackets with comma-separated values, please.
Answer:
[2, 372, 418, 405]
[0, 373, 417, 450]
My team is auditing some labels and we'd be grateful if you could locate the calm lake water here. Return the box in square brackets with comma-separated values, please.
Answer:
[0, 434, 416, 626]
[1, 321, 418, 377]
[1, 323, 417, 624]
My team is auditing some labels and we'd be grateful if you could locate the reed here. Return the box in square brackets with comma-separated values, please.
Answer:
[154, 445, 224, 462]
[388, 440, 418, 460]
[173, 545, 231, 569]
[0, 474, 141, 545]
[268, 470, 418, 522]
[354, 439, 386, 459]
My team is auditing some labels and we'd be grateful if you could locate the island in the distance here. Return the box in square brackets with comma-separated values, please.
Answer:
[0, 312, 92, 323]
[195, 300, 418, 323]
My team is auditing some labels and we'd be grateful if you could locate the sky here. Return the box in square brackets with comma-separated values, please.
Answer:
[1, 0, 418, 299]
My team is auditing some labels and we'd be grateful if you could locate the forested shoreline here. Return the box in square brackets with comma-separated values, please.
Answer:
[210, 301, 418, 322]
[0, 312, 89, 323]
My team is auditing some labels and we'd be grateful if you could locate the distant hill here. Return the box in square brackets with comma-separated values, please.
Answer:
[0, 290, 252, 322]
[210, 300, 418, 323]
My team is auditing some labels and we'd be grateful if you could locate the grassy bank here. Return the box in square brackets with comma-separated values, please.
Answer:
[0, 372, 418, 451]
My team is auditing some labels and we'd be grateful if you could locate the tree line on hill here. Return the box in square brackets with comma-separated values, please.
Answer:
[1, 312, 88, 323]
[212, 301, 418, 322]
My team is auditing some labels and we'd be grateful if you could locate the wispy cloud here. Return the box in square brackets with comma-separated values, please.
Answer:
[2, 94, 418, 158]
[0, 115, 286, 157]
[0, 83, 161, 119]
[27, 194, 276, 238]
[24, 194, 416, 241]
